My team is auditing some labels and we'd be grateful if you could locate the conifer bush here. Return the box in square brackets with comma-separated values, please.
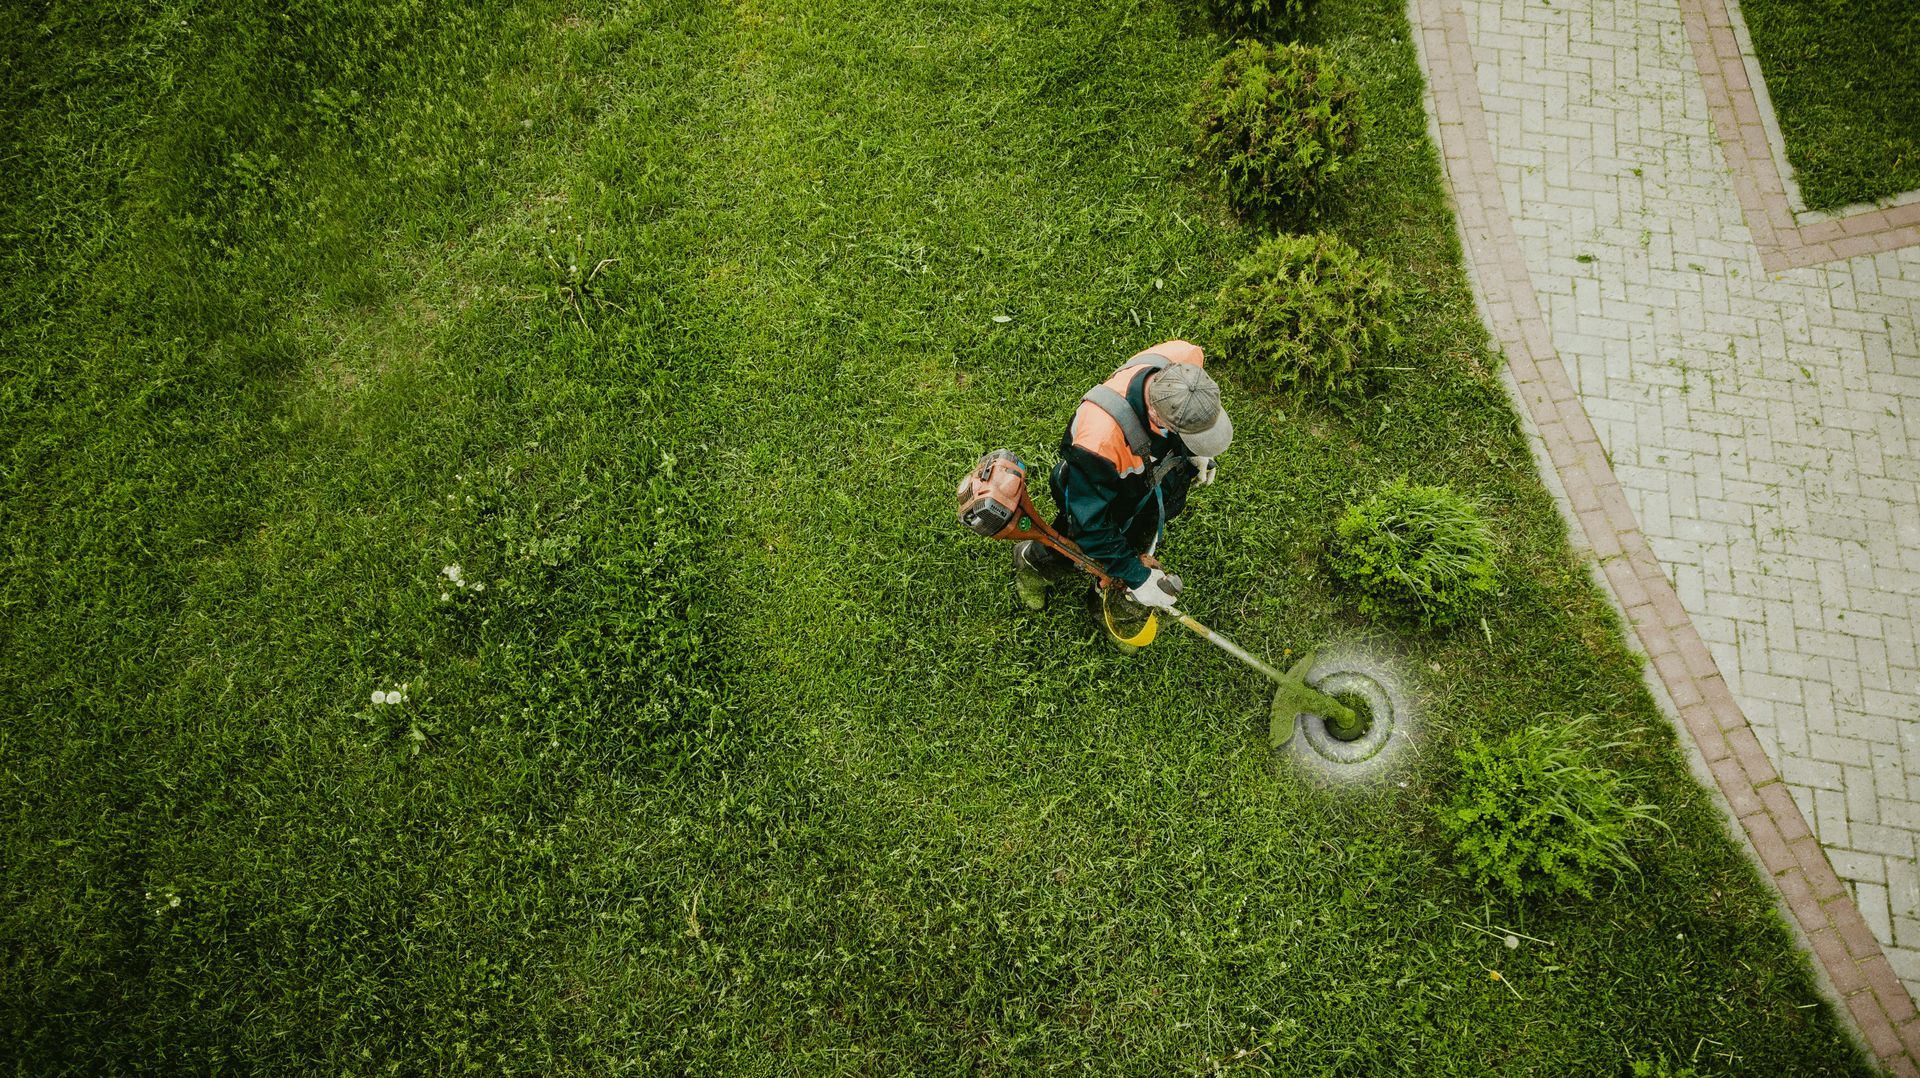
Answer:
[1190, 40, 1364, 215]
[1326, 477, 1495, 628]
[1439, 717, 1665, 900]
[1210, 231, 1400, 401]
[1207, 0, 1316, 38]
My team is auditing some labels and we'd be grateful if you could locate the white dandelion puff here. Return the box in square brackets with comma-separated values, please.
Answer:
[371, 689, 385, 705]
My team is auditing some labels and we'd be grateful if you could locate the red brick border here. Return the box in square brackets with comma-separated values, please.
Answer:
[1410, 0, 1920, 1070]
[1677, 0, 1920, 270]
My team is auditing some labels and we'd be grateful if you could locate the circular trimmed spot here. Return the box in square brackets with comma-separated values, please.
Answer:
[1299, 670, 1394, 764]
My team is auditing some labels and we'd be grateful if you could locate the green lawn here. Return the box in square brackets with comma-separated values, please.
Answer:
[1739, 0, 1920, 209]
[1, 0, 1868, 1072]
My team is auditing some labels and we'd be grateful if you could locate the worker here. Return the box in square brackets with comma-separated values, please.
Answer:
[1013, 340, 1233, 652]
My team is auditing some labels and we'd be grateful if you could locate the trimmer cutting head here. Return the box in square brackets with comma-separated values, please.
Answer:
[1266, 650, 1366, 748]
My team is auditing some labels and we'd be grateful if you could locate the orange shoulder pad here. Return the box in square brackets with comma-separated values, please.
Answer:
[1069, 402, 1147, 477]
[1134, 339, 1204, 368]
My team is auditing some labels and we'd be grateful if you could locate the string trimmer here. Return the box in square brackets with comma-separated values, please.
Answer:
[957, 449, 1364, 747]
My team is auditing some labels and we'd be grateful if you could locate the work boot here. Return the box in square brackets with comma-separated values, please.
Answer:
[1087, 584, 1153, 656]
[1012, 540, 1050, 611]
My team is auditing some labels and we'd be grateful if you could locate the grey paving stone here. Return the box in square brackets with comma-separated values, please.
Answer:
[1445, 0, 1920, 1002]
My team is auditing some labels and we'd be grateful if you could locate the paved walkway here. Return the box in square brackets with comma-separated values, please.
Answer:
[1408, 0, 1920, 1068]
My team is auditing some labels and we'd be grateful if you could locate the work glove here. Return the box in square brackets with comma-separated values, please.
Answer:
[1193, 456, 1217, 486]
[1128, 568, 1183, 609]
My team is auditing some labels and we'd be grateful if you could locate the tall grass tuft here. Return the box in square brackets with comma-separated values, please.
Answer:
[1326, 477, 1495, 628]
[1440, 716, 1667, 900]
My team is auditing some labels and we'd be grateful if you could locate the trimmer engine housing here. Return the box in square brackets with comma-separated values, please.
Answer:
[956, 449, 1033, 539]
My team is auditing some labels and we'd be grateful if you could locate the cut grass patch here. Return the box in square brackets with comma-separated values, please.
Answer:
[0, 0, 1871, 1071]
[1738, 0, 1920, 209]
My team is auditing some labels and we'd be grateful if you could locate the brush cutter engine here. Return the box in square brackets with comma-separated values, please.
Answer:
[956, 450, 1038, 540]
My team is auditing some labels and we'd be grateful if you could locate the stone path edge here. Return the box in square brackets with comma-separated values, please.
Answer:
[1679, 0, 1920, 270]
[1407, 0, 1920, 1071]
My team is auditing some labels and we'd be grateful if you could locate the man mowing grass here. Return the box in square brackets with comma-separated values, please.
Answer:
[1014, 340, 1231, 652]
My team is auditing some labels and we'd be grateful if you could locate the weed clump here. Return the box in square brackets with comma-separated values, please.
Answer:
[1190, 40, 1364, 216]
[1207, 0, 1316, 38]
[1439, 717, 1665, 900]
[1327, 478, 1495, 628]
[1209, 231, 1400, 401]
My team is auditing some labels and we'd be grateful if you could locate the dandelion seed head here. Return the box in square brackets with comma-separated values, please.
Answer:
[371, 690, 385, 705]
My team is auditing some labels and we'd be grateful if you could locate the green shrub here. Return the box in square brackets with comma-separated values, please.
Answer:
[1207, 0, 1316, 38]
[1326, 478, 1494, 627]
[1190, 40, 1364, 215]
[1440, 717, 1665, 900]
[1210, 231, 1400, 401]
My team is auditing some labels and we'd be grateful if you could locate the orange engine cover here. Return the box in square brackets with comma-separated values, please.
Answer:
[956, 450, 1032, 539]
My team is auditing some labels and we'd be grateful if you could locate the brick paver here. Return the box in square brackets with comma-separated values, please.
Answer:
[1408, 0, 1920, 1066]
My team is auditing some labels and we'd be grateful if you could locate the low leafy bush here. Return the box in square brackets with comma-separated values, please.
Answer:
[1206, 0, 1315, 38]
[1440, 717, 1665, 900]
[1190, 40, 1364, 215]
[1326, 477, 1494, 627]
[1209, 231, 1400, 401]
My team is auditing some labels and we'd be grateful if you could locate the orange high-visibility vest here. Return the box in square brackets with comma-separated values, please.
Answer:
[1067, 340, 1206, 477]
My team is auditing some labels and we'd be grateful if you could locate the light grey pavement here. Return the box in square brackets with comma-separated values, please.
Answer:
[1407, 0, 1920, 1065]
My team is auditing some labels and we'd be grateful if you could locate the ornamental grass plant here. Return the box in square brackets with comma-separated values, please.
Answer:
[1440, 716, 1666, 900]
[1327, 477, 1496, 628]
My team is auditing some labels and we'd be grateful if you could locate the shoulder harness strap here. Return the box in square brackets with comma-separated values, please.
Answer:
[1081, 385, 1151, 459]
